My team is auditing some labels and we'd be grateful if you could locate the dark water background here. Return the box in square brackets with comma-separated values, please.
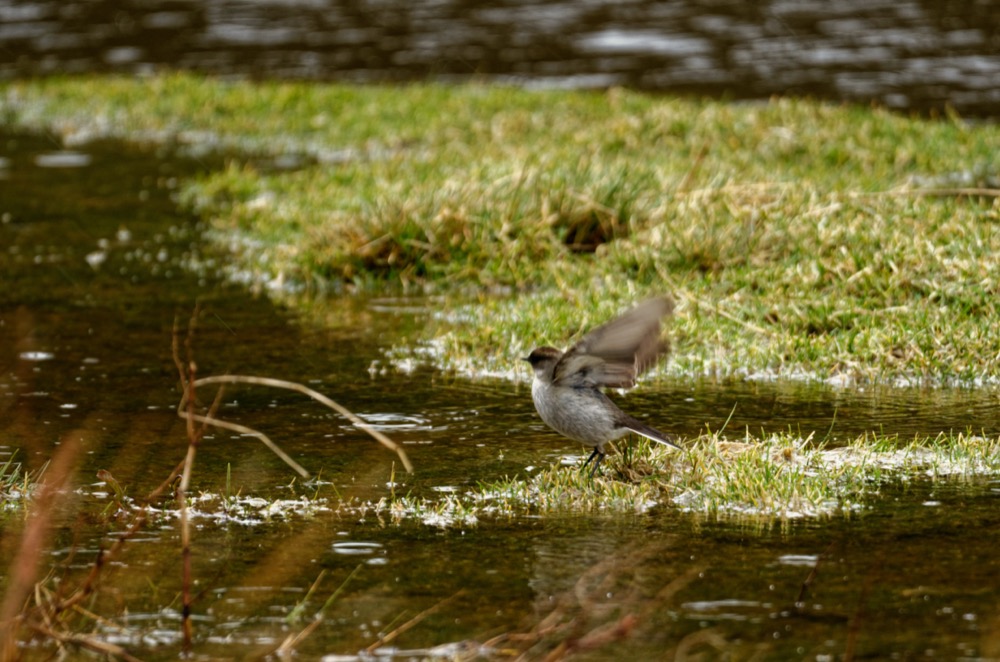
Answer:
[2, 0, 1000, 115]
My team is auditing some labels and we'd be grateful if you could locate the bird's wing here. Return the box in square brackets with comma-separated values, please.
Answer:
[552, 296, 673, 388]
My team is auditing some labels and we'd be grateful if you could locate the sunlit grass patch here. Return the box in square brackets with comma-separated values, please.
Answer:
[474, 433, 872, 520]
[667, 434, 859, 518]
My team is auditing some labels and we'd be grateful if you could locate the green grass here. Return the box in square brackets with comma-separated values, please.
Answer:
[372, 431, 1000, 525]
[3, 73, 999, 385]
[0, 455, 29, 513]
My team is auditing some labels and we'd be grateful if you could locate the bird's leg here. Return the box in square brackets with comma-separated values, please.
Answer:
[590, 453, 605, 478]
[581, 448, 605, 477]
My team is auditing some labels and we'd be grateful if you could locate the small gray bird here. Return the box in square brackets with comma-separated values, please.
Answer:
[523, 296, 680, 475]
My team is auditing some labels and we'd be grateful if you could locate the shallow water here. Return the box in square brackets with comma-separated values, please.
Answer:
[3, 131, 1000, 659]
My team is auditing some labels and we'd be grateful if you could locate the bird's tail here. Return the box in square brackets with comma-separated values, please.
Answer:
[622, 416, 681, 450]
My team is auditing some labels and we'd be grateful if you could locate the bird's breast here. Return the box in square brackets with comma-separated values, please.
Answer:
[530, 379, 622, 445]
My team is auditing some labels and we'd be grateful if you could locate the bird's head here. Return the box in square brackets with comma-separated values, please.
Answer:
[523, 346, 562, 380]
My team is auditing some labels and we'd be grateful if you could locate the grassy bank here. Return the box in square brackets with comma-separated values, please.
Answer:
[378, 430, 1000, 526]
[3, 74, 999, 384]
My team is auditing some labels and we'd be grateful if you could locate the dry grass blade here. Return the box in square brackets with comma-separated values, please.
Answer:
[183, 375, 413, 474]
[0, 434, 82, 661]
[172, 312, 316, 478]
[176, 404, 310, 478]
[272, 564, 363, 658]
[173, 308, 229, 650]
[674, 627, 735, 661]
[273, 575, 327, 658]
[364, 591, 465, 654]
[26, 622, 143, 662]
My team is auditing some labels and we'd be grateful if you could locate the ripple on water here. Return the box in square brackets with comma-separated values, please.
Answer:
[332, 541, 390, 565]
[34, 151, 92, 168]
[355, 412, 435, 432]
[18, 351, 54, 361]
[681, 599, 772, 621]
[331, 541, 384, 555]
[777, 554, 820, 567]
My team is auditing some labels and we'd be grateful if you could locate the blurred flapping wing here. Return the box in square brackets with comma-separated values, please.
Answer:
[552, 296, 674, 388]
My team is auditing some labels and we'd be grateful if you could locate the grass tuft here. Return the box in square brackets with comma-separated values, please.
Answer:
[378, 431, 1000, 526]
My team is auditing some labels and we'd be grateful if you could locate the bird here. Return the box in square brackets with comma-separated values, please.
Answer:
[523, 296, 681, 476]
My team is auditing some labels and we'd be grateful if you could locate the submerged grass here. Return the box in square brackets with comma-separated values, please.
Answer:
[3, 73, 999, 383]
[0, 455, 30, 514]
